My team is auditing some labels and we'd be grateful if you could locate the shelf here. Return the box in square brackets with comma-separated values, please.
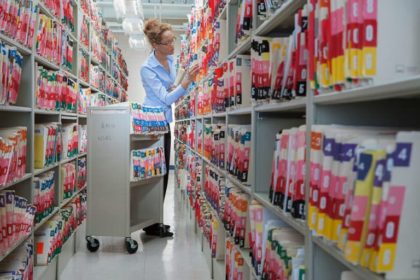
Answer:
[0, 105, 32, 112]
[130, 175, 163, 187]
[130, 133, 165, 141]
[0, 173, 32, 191]
[0, 32, 32, 55]
[202, 156, 226, 176]
[60, 185, 87, 208]
[61, 112, 78, 117]
[255, 97, 307, 113]
[254, 0, 306, 36]
[0, 234, 32, 262]
[79, 44, 89, 54]
[253, 192, 306, 235]
[213, 112, 227, 117]
[34, 207, 60, 231]
[175, 118, 192, 122]
[61, 156, 78, 165]
[78, 114, 87, 118]
[35, 55, 60, 70]
[228, 106, 253, 115]
[201, 113, 213, 118]
[78, 79, 90, 88]
[34, 163, 59, 176]
[90, 85, 101, 92]
[61, 68, 78, 81]
[91, 56, 100, 65]
[34, 109, 60, 115]
[78, 152, 87, 157]
[312, 236, 385, 280]
[314, 75, 420, 105]
[61, 114, 78, 121]
[228, 37, 252, 59]
[38, 2, 59, 22]
[226, 174, 252, 195]
[238, 247, 253, 270]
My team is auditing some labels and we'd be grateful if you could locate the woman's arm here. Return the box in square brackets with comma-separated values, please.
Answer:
[141, 67, 187, 106]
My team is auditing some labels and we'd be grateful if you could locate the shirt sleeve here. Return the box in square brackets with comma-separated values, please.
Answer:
[140, 66, 186, 106]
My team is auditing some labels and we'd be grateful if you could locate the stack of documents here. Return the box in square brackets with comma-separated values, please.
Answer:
[0, 0, 37, 49]
[130, 147, 166, 181]
[186, 153, 202, 208]
[77, 157, 87, 191]
[35, 67, 78, 112]
[34, 123, 61, 169]
[223, 184, 250, 248]
[79, 49, 89, 82]
[308, 0, 420, 93]
[61, 162, 76, 200]
[130, 103, 169, 134]
[269, 125, 306, 219]
[0, 239, 34, 279]
[0, 127, 27, 186]
[251, 7, 308, 104]
[36, 15, 63, 66]
[62, 123, 78, 160]
[33, 171, 55, 224]
[211, 124, 226, 169]
[308, 126, 420, 277]
[0, 191, 36, 255]
[90, 65, 105, 91]
[225, 237, 247, 280]
[35, 204, 77, 265]
[204, 165, 225, 216]
[78, 87, 90, 114]
[78, 124, 87, 154]
[227, 125, 251, 183]
[0, 43, 23, 106]
[235, 0, 253, 44]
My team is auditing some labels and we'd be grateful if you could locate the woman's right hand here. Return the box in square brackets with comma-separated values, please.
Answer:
[181, 64, 200, 89]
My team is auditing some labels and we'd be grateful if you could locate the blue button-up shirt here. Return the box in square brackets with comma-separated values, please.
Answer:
[140, 51, 186, 123]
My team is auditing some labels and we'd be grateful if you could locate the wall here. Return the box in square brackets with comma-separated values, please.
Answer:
[116, 33, 182, 167]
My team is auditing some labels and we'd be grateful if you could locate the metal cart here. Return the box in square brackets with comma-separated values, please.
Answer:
[86, 105, 164, 254]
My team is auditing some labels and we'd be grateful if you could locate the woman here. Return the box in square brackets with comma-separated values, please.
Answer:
[141, 19, 199, 237]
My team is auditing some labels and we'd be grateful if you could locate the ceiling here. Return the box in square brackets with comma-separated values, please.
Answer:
[95, 0, 194, 33]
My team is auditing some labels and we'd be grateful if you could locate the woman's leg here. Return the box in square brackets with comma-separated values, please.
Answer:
[163, 131, 171, 201]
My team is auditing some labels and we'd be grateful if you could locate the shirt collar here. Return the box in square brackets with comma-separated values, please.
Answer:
[148, 51, 173, 68]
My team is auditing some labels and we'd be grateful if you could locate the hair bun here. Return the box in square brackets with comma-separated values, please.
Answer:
[143, 19, 172, 45]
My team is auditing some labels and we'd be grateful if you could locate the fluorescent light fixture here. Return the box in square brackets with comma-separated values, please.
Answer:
[129, 34, 147, 49]
[113, 0, 127, 18]
[122, 17, 144, 35]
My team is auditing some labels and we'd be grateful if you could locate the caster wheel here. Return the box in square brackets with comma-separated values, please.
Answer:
[86, 237, 100, 252]
[125, 238, 138, 254]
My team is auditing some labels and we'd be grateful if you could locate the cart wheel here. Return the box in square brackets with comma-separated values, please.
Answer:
[86, 236, 100, 252]
[125, 238, 138, 254]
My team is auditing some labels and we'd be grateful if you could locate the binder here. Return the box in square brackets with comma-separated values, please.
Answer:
[234, 55, 251, 108]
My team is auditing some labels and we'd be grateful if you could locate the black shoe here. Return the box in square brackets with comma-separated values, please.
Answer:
[160, 230, 173, 238]
[144, 225, 173, 238]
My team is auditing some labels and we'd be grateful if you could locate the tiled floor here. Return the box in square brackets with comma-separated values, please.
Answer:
[60, 172, 211, 280]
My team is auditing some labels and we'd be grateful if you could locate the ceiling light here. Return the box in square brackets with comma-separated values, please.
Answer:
[129, 34, 147, 49]
[113, 0, 127, 18]
[122, 17, 144, 35]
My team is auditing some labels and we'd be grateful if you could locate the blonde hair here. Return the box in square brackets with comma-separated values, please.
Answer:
[143, 19, 173, 45]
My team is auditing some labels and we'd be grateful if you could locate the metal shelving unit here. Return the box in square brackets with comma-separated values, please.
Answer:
[174, 0, 420, 279]
[0, 0, 128, 277]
